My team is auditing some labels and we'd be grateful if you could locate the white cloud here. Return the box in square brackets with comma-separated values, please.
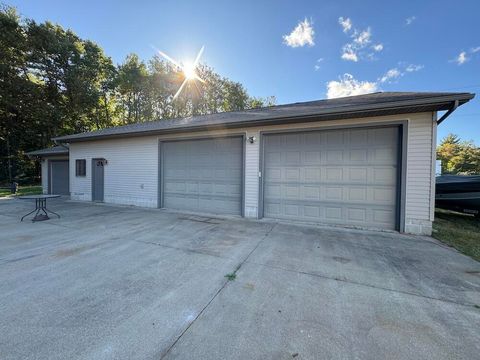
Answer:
[338, 17, 352, 33]
[338, 18, 379, 62]
[379, 63, 424, 83]
[314, 58, 323, 71]
[327, 63, 424, 98]
[405, 16, 416, 25]
[405, 64, 424, 72]
[341, 44, 358, 62]
[455, 51, 468, 65]
[353, 28, 371, 45]
[283, 19, 315, 48]
[450, 47, 480, 65]
[326, 74, 378, 99]
[380, 68, 401, 83]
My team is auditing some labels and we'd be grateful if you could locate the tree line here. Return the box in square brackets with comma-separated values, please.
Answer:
[0, 5, 274, 184]
[437, 134, 480, 175]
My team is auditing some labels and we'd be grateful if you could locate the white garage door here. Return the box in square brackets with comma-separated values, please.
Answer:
[262, 127, 400, 230]
[161, 137, 243, 215]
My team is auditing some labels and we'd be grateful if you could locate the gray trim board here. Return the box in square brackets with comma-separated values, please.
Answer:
[47, 159, 51, 194]
[398, 121, 408, 232]
[258, 120, 407, 231]
[241, 134, 246, 217]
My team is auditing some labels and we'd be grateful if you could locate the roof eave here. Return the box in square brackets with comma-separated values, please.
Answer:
[53, 93, 475, 143]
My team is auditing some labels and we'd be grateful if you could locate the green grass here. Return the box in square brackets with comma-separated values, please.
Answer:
[433, 209, 480, 262]
[0, 185, 42, 198]
[224, 272, 237, 281]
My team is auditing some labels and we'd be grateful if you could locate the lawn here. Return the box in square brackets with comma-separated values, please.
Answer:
[0, 185, 43, 198]
[433, 209, 480, 262]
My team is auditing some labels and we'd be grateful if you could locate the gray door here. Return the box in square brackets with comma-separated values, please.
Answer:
[92, 159, 105, 202]
[262, 127, 400, 230]
[50, 161, 69, 195]
[162, 137, 243, 215]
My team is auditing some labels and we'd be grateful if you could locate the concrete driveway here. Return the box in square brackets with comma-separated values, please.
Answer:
[0, 198, 479, 360]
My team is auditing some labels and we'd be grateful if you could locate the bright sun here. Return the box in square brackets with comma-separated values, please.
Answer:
[183, 62, 196, 80]
[156, 46, 205, 99]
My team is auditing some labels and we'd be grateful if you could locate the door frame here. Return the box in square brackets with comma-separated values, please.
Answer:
[258, 120, 408, 232]
[158, 134, 246, 216]
[91, 158, 106, 202]
[48, 159, 70, 195]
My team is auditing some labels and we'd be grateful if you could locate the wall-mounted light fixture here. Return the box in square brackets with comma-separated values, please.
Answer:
[247, 136, 256, 144]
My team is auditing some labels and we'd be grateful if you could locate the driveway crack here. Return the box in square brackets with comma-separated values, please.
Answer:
[134, 239, 232, 260]
[159, 223, 276, 359]
[245, 260, 479, 309]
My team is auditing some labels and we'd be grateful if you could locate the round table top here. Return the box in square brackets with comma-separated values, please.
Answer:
[17, 194, 61, 200]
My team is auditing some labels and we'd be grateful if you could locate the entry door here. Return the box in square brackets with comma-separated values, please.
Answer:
[92, 159, 105, 202]
[262, 127, 400, 230]
[50, 160, 69, 195]
[161, 137, 243, 215]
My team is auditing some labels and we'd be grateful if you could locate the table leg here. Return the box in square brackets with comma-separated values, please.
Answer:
[20, 198, 61, 222]
[43, 199, 60, 219]
[21, 207, 38, 221]
[21, 198, 40, 221]
[31, 198, 47, 222]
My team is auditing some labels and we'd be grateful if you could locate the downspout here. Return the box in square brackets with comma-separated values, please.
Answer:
[437, 100, 459, 125]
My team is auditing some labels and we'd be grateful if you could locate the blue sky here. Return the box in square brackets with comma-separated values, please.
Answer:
[8, 0, 480, 144]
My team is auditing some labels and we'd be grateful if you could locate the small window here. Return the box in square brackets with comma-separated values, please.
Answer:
[76, 159, 86, 176]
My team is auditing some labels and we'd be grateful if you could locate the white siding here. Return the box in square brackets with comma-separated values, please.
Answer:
[69, 137, 158, 207]
[404, 113, 435, 235]
[245, 130, 260, 217]
[68, 112, 436, 235]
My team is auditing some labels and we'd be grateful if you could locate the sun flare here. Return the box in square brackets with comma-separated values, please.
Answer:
[183, 62, 196, 80]
[156, 46, 205, 100]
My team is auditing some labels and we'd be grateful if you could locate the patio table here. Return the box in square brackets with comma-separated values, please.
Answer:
[18, 194, 61, 222]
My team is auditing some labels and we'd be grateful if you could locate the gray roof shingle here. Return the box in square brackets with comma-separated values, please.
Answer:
[26, 145, 69, 157]
[53, 92, 474, 143]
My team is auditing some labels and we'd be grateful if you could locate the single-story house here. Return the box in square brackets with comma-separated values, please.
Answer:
[26, 145, 70, 195]
[32, 92, 476, 235]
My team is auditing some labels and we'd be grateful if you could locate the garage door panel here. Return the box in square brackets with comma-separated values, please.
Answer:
[326, 150, 344, 163]
[350, 129, 369, 145]
[162, 137, 243, 215]
[349, 168, 368, 182]
[263, 127, 399, 230]
[304, 168, 321, 182]
[326, 168, 343, 181]
[350, 149, 368, 162]
[373, 167, 396, 183]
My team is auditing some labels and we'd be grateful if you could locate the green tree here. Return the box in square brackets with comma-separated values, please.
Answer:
[437, 134, 480, 175]
[0, 4, 274, 184]
[0, 5, 117, 183]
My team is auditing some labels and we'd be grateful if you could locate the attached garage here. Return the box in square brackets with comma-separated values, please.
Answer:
[261, 126, 400, 230]
[26, 146, 70, 196]
[49, 160, 70, 195]
[160, 136, 244, 215]
[51, 92, 475, 235]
